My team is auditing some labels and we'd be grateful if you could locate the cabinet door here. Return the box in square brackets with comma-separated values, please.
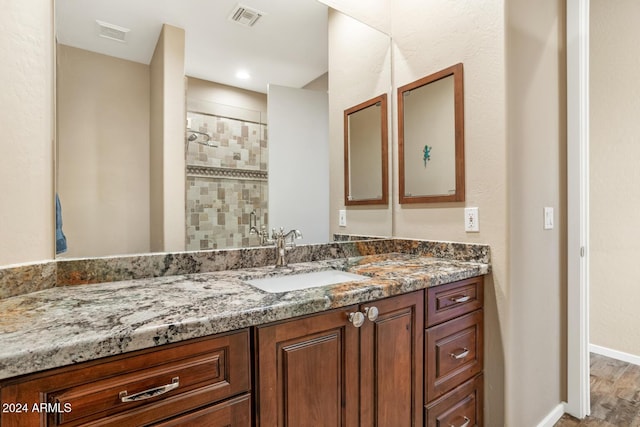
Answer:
[256, 306, 360, 427]
[360, 291, 424, 427]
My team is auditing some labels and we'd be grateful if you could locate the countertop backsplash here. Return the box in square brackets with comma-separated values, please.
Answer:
[0, 238, 490, 300]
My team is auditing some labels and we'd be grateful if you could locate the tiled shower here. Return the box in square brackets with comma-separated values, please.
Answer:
[186, 111, 268, 250]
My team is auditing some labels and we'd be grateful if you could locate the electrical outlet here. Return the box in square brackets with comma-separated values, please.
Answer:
[544, 207, 554, 230]
[338, 209, 347, 227]
[465, 207, 479, 232]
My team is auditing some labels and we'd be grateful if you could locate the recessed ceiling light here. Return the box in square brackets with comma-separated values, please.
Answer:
[236, 70, 251, 80]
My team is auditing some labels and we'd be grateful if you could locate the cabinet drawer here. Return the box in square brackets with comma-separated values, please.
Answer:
[425, 310, 483, 402]
[45, 330, 250, 426]
[425, 375, 483, 427]
[152, 393, 251, 427]
[426, 276, 483, 327]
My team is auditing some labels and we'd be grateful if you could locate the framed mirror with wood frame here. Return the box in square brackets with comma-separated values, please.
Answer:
[343, 93, 389, 206]
[398, 63, 464, 204]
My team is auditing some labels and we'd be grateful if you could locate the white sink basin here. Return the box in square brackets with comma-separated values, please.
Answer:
[244, 270, 368, 293]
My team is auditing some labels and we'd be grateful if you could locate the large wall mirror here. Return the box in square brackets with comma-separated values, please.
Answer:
[54, 0, 391, 258]
[398, 63, 465, 204]
[343, 94, 388, 206]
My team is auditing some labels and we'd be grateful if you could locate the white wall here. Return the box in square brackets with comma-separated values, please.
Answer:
[590, 0, 640, 358]
[0, 0, 54, 266]
[317, 0, 391, 35]
[268, 84, 329, 244]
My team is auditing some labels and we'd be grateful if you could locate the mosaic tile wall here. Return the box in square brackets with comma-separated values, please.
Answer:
[186, 177, 268, 250]
[186, 112, 268, 250]
[186, 112, 267, 170]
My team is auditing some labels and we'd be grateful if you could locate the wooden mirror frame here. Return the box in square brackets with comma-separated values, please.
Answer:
[343, 93, 389, 206]
[398, 63, 465, 204]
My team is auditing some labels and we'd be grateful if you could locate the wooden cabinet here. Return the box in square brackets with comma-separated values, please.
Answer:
[255, 291, 424, 427]
[425, 276, 484, 427]
[0, 330, 251, 427]
[0, 275, 485, 427]
[360, 292, 424, 427]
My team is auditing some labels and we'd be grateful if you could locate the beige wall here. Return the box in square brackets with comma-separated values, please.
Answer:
[391, 2, 508, 425]
[401, 76, 456, 197]
[348, 104, 383, 200]
[590, 0, 640, 357]
[303, 72, 328, 92]
[2, 1, 570, 424]
[57, 45, 150, 258]
[150, 24, 186, 253]
[506, 0, 566, 424]
[0, 0, 54, 266]
[187, 77, 267, 122]
[328, 9, 393, 238]
[328, 0, 567, 425]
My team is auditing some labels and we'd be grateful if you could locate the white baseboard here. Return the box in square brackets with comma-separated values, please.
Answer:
[536, 403, 567, 427]
[590, 343, 640, 366]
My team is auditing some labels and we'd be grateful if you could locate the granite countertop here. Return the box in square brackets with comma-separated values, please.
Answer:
[0, 252, 489, 381]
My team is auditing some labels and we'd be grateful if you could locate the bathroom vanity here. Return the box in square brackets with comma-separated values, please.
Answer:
[0, 240, 489, 426]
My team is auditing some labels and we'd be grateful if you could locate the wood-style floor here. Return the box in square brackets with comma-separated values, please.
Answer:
[554, 353, 640, 426]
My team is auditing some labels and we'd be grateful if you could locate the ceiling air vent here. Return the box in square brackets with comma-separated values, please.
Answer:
[228, 4, 264, 27]
[96, 20, 130, 43]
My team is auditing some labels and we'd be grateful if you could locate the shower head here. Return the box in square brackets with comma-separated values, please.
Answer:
[186, 130, 217, 147]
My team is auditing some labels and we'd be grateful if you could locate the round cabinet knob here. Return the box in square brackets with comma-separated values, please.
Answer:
[348, 311, 366, 328]
[364, 306, 379, 322]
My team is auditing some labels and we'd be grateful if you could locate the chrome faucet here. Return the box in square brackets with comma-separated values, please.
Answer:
[271, 227, 303, 267]
[249, 210, 270, 245]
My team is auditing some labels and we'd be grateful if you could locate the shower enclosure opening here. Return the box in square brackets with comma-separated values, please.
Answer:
[185, 105, 268, 250]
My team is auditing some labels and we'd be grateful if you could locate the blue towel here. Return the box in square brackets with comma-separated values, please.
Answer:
[56, 193, 67, 254]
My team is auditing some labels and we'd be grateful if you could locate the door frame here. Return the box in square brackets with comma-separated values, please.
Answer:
[566, 0, 590, 419]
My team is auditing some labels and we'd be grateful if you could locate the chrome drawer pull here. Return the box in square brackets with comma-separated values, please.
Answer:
[450, 416, 470, 427]
[119, 377, 179, 403]
[450, 348, 469, 360]
[450, 295, 471, 303]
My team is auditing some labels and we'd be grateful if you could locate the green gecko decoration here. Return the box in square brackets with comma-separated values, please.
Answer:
[423, 145, 432, 167]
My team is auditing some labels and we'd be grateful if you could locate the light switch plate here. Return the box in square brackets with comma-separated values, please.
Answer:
[338, 209, 347, 227]
[464, 207, 479, 232]
[544, 207, 554, 230]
